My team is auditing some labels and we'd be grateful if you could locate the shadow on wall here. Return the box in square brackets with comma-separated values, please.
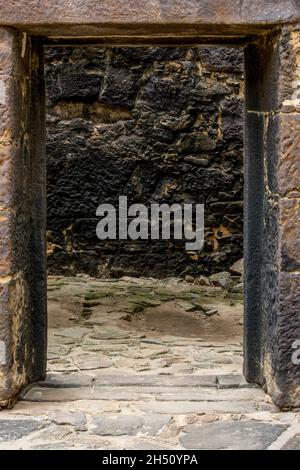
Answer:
[45, 46, 244, 278]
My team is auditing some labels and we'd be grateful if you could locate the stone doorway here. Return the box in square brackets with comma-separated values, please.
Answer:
[0, 2, 300, 413]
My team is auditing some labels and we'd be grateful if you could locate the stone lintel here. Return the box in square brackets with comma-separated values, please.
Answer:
[0, 1, 298, 39]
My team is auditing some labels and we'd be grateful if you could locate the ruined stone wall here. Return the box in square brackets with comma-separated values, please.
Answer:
[45, 46, 244, 278]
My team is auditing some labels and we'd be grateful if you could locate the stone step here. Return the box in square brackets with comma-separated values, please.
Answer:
[139, 400, 270, 415]
[39, 372, 254, 389]
[38, 373, 93, 388]
[20, 385, 266, 402]
[94, 374, 217, 388]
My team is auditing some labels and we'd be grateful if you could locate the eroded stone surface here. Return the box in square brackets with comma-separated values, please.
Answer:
[92, 414, 171, 436]
[281, 435, 300, 450]
[180, 420, 288, 450]
[49, 410, 87, 431]
[0, 419, 44, 442]
[45, 45, 244, 279]
[0, 1, 299, 36]
[73, 354, 112, 370]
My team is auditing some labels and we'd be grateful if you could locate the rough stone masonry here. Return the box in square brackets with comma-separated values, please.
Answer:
[45, 46, 244, 278]
[0, 1, 299, 410]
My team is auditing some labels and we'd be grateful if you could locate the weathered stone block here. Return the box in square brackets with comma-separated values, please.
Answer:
[0, 280, 11, 366]
[267, 113, 300, 196]
[279, 198, 300, 272]
[278, 114, 300, 195]
[92, 414, 171, 437]
[278, 29, 300, 109]
[243, 111, 264, 383]
[177, 133, 217, 153]
[0, 419, 44, 442]
[0, 1, 299, 36]
[282, 435, 300, 450]
[264, 272, 300, 408]
[0, 143, 27, 211]
[0, 28, 29, 78]
[196, 47, 244, 73]
[244, 34, 280, 112]
[180, 420, 287, 450]
[139, 74, 191, 113]
[48, 73, 102, 101]
[99, 66, 141, 109]
[0, 214, 13, 276]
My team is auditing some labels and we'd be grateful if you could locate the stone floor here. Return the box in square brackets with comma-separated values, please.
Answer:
[0, 275, 299, 450]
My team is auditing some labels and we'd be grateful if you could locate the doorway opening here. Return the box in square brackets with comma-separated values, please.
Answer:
[44, 45, 245, 380]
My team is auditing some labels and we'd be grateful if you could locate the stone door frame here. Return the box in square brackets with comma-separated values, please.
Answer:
[0, 1, 299, 408]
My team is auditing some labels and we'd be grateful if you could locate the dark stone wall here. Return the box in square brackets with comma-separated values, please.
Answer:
[45, 46, 244, 278]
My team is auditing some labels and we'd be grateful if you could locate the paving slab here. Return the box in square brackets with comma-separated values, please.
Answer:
[180, 420, 287, 450]
[38, 373, 93, 388]
[94, 374, 217, 387]
[92, 414, 171, 437]
[0, 419, 45, 442]
[54, 327, 91, 338]
[73, 354, 112, 370]
[48, 410, 87, 431]
[217, 373, 257, 389]
[281, 435, 300, 450]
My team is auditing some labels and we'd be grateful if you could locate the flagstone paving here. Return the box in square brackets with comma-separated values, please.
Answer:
[0, 275, 299, 450]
